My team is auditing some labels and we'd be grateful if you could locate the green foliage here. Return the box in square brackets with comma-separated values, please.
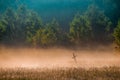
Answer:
[18, 6, 43, 45]
[113, 20, 120, 48]
[0, 4, 116, 47]
[25, 11, 42, 44]
[0, 5, 42, 45]
[0, 8, 17, 43]
[32, 19, 61, 46]
[70, 13, 92, 44]
[0, 21, 6, 41]
[85, 5, 112, 43]
[69, 5, 112, 45]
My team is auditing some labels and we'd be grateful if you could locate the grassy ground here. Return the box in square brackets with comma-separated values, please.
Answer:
[0, 67, 120, 80]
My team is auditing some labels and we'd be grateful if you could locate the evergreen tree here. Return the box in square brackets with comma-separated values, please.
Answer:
[33, 19, 61, 46]
[70, 13, 92, 44]
[25, 11, 42, 44]
[0, 20, 6, 41]
[85, 5, 112, 43]
[0, 5, 43, 45]
[0, 8, 17, 43]
[113, 20, 120, 49]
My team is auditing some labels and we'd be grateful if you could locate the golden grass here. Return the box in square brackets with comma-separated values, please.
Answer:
[0, 67, 120, 80]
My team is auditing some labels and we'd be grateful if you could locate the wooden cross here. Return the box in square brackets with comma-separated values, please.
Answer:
[72, 52, 77, 63]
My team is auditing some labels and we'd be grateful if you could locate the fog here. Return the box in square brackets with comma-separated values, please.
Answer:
[0, 46, 120, 69]
[0, 0, 120, 70]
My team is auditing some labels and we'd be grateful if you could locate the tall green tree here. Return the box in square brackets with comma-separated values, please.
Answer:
[113, 20, 120, 49]
[0, 5, 43, 45]
[25, 11, 42, 44]
[85, 5, 112, 43]
[33, 19, 61, 46]
[0, 8, 17, 43]
[70, 13, 92, 44]
[15, 5, 42, 44]
[0, 20, 6, 41]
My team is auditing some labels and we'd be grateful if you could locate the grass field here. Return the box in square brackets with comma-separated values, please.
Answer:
[0, 67, 120, 80]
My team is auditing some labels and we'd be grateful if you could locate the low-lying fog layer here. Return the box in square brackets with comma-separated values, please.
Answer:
[0, 46, 120, 68]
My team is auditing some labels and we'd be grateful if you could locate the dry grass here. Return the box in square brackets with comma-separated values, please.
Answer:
[0, 67, 120, 80]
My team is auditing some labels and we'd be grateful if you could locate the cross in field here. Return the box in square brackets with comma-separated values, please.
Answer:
[72, 52, 77, 63]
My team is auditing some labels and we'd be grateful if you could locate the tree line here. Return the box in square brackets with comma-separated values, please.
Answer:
[0, 5, 120, 48]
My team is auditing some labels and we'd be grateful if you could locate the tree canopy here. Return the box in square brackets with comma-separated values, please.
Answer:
[113, 20, 120, 49]
[0, 0, 119, 48]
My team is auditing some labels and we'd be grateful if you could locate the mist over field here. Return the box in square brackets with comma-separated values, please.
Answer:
[0, 0, 119, 69]
[0, 46, 120, 68]
[0, 0, 120, 79]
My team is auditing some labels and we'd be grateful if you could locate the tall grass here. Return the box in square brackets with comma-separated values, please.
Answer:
[0, 67, 120, 80]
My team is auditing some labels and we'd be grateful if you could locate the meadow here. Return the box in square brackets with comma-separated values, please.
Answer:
[0, 0, 120, 80]
[0, 67, 120, 80]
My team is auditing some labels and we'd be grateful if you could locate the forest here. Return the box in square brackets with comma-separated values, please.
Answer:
[0, 1, 120, 80]
[0, 0, 120, 48]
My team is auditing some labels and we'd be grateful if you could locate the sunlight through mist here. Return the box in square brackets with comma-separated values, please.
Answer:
[0, 47, 120, 68]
